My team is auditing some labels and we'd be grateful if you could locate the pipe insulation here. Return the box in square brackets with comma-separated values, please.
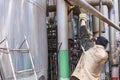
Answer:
[86, 0, 113, 9]
[92, 6, 105, 33]
[69, 0, 120, 31]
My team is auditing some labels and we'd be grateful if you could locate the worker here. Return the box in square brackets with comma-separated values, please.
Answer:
[71, 9, 108, 80]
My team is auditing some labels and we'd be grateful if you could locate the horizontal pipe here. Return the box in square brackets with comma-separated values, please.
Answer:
[47, 5, 56, 12]
[47, 0, 113, 13]
[70, 0, 120, 31]
[86, 0, 113, 9]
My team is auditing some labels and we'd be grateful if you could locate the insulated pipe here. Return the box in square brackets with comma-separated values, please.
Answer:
[57, 0, 70, 80]
[69, 0, 120, 31]
[92, 6, 105, 33]
[86, 0, 113, 34]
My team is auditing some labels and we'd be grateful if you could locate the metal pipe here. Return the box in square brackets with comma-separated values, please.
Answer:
[110, 0, 119, 79]
[108, 8, 114, 79]
[92, 6, 105, 33]
[57, 0, 70, 80]
[99, 0, 102, 36]
[47, 0, 113, 12]
[109, 0, 119, 55]
[114, 0, 119, 41]
[47, 5, 56, 12]
[86, 0, 113, 9]
[69, 0, 120, 31]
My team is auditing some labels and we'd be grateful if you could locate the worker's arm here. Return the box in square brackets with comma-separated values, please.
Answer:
[79, 13, 94, 51]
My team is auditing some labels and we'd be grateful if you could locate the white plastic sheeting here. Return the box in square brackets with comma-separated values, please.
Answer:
[0, 0, 47, 79]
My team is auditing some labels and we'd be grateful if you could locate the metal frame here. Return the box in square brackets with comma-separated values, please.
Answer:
[0, 36, 38, 80]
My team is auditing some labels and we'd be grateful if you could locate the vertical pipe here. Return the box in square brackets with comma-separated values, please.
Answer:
[112, 0, 119, 80]
[114, 0, 119, 25]
[92, 6, 105, 33]
[108, 8, 115, 80]
[115, 0, 120, 43]
[102, 6, 110, 80]
[99, 0, 102, 36]
[57, 0, 69, 80]
[68, 20, 73, 39]
[111, 66, 119, 80]
[69, 0, 120, 31]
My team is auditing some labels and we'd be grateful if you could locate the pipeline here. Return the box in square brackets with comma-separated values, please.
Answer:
[86, 0, 113, 9]
[47, 5, 56, 12]
[85, 0, 113, 33]
[92, 6, 105, 33]
[69, 0, 120, 31]
[47, 0, 113, 12]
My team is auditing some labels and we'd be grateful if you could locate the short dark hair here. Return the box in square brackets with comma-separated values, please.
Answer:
[96, 36, 108, 48]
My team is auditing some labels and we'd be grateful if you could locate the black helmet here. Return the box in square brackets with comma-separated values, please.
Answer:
[96, 36, 108, 48]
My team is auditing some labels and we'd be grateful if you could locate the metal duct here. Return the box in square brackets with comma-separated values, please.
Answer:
[86, 0, 113, 9]
[0, 0, 47, 80]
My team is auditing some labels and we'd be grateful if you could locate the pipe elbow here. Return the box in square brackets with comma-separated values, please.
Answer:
[86, 0, 113, 9]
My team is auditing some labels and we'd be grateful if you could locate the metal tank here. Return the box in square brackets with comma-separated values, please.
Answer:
[0, 0, 47, 80]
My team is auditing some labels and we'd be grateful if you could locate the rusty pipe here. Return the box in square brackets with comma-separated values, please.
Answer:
[69, 0, 120, 31]
[47, 5, 56, 12]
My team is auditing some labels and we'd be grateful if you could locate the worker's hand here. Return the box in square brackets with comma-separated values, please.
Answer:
[79, 8, 88, 22]
[79, 13, 87, 22]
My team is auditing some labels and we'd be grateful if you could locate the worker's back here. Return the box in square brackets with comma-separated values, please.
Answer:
[71, 45, 108, 80]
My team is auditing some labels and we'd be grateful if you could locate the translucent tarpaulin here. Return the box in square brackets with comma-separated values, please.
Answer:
[0, 0, 47, 80]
